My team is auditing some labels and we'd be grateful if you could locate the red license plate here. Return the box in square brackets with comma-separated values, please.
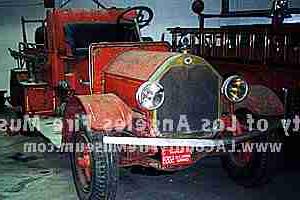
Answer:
[161, 147, 193, 168]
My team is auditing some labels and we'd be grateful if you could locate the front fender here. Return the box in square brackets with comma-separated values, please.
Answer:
[63, 93, 132, 142]
[235, 85, 284, 116]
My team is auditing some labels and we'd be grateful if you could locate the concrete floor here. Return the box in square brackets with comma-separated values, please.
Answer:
[0, 120, 300, 200]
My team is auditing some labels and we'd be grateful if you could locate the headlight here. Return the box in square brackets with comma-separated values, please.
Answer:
[136, 81, 165, 110]
[222, 75, 249, 103]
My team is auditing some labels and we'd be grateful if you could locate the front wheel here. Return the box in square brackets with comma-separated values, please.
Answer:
[221, 130, 279, 187]
[70, 128, 118, 200]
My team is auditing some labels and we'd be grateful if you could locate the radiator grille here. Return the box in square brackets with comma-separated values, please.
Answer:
[156, 65, 220, 135]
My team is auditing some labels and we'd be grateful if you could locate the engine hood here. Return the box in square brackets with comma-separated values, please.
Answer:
[103, 49, 221, 111]
[104, 50, 220, 82]
[103, 50, 179, 81]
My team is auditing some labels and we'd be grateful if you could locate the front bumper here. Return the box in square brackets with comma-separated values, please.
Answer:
[103, 131, 263, 148]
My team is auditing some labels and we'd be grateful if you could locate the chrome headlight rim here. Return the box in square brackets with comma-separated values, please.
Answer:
[221, 75, 249, 103]
[136, 81, 165, 111]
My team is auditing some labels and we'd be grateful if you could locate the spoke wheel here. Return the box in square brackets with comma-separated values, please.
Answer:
[70, 126, 119, 200]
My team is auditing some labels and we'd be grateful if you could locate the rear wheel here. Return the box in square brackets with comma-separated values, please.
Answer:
[70, 128, 118, 200]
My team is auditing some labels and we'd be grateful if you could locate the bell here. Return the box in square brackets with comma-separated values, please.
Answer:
[192, 0, 205, 15]
[44, 0, 55, 8]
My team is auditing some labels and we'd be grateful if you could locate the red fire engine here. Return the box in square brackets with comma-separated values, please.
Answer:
[5, 0, 293, 199]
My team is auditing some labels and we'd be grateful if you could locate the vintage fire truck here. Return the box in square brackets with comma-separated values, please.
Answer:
[169, 0, 300, 119]
[167, 0, 300, 192]
[5, 0, 290, 199]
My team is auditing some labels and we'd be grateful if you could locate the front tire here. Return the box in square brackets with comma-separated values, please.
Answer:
[70, 129, 118, 200]
[221, 130, 279, 187]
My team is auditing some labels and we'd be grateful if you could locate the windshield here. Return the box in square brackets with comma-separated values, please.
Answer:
[64, 22, 139, 53]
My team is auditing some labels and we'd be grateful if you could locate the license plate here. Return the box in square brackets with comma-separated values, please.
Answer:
[161, 147, 193, 168]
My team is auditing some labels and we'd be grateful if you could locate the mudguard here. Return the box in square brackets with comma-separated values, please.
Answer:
[63, 93, 132, 142]
[235, 85, 284, 116]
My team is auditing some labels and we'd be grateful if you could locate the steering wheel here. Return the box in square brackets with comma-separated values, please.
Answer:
[117, 6, 154, 29]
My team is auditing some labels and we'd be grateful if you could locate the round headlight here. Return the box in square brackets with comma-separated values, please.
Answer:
[222, 75, 249, 103]
[136, 81, 165, 110]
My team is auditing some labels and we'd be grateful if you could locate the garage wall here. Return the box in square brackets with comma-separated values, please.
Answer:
[0, 3, 44, 92]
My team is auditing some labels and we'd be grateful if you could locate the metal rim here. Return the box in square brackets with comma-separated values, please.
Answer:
[222, 75, 249, 103]
[136, 81, 165, 110]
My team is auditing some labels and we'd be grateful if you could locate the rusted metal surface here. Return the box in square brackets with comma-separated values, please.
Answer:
[104, 73, 142, 108]
[168, 24, 300, 66]
[62, 93, 159, 164]
[72, 58, 90, 95]
[9, 7, 147, 117]
[46, 8, 129, 88]
[89, 42, 171, 94]
[104, 50, 177, 81]
[213, 61, 294, 115]
[63, 94, 132, 142]
[78, 94, 132, 132]
[23, 85, 54, 115]
[7, 3, 266, 173]
[103, 50, 178, 109]
[88, 42, 173, 111]
[11, 81, 55, 116]
[168, 25, 300, 116]
[236, 85, 284, 116]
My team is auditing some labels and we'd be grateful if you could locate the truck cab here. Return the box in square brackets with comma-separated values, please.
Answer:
[10, 6, 155, 115]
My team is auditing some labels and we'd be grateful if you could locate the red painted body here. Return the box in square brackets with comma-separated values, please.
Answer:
[89, 42, 171, 94]
[9, 7, 181, 169]
[10, 8, 139, 115]
[46, 8, 129, 91]
[63, 94, 132, 142]
[99, 48, 174, 108]
[8, 6, 252, 171]
[168, 25, 300, 117]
